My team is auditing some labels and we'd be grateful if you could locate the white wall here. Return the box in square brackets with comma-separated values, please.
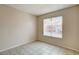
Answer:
[0, 5, 37, 52]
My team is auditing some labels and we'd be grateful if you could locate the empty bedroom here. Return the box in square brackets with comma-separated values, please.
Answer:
[0, 4, 79, 55]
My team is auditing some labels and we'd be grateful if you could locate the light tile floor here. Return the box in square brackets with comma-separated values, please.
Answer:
[0, 41, 79, 55]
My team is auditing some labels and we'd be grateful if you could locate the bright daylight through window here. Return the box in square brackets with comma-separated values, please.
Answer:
[43, 16, 63, 38]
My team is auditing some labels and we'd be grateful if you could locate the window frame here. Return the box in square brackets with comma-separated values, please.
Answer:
[43, 16, 63, 39]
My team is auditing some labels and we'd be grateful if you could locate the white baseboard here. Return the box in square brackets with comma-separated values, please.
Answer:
[39, 40, 79, 52]
[0, 40, 35, 53]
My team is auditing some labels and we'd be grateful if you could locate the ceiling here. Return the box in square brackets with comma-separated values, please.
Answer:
[6, 4, 76, 16]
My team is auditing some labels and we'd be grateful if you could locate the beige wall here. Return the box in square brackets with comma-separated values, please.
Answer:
[0, 5, 37, 51]
[37, 5, 79, 51]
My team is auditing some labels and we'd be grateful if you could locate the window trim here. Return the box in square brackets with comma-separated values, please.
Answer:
[43, 16, 63, 39]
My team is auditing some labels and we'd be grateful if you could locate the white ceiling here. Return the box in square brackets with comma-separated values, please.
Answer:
[6, 4, 76, 16]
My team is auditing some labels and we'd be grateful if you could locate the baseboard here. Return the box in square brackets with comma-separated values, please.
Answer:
[0, 40, 79, 53]
[38, 40, 79, 52]
[0, 40, 35, 53]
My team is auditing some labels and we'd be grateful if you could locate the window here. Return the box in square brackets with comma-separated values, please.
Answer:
[43, 16, 63, 38]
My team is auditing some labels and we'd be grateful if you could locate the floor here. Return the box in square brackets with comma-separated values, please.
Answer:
[0, 41, 79, 55]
